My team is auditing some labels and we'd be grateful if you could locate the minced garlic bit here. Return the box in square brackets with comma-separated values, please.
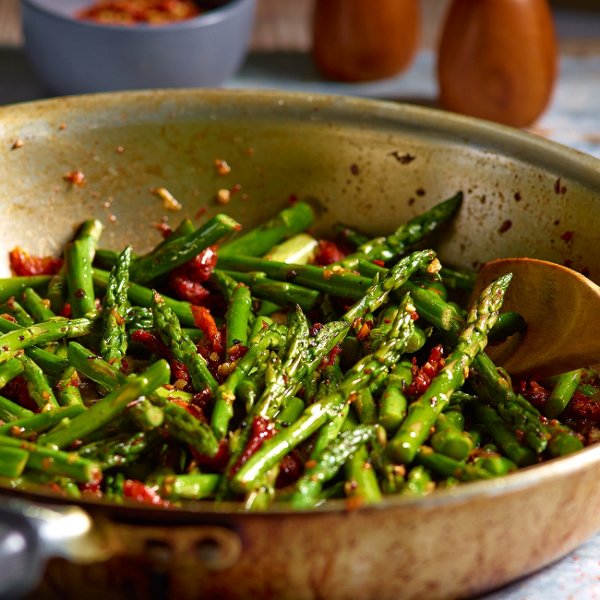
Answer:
[63, 170, 86, 186]
[214, 159, 231, 176]
[153, 187, 182, 211]
[216, 188, 231, 205]
[427, 257, 442, 274]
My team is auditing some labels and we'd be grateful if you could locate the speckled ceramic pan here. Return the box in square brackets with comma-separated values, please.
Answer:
[1, 90, 600, 600]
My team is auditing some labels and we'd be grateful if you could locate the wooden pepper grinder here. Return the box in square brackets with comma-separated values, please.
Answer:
[311, 0, 420, 82]
[437, 0, 557, 127]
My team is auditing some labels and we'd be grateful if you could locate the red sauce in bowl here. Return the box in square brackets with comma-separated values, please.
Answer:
[77, 0, 203, 25]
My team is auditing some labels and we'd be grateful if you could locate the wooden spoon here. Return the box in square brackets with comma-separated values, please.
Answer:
[472, 257, 600, 379]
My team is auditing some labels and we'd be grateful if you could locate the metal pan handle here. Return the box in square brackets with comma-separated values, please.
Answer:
[0, 499, 100, 598]
[0, 504, 44, 598]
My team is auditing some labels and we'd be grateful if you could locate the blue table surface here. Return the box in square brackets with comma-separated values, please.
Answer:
[1, 45, 599, 600]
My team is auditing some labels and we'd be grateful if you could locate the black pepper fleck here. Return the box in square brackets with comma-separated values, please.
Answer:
[498, 220, 512, 234]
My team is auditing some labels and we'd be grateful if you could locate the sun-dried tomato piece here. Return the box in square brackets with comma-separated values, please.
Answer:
[154, 221, 172, 239]
[231, 416, 276, 475]
[184, 246, 218, 283]
[518, 379, 550, 411]
[320, 344, 342, 368]
[192, 305, 224, 356]
[275, 450, 304, 488]
[191, 439, 230, 472]
[2, 376, 38, 413]
[131, 329, 172, 359]
[170, 396, 206, 422]
[566, 391, 600, 423]
[9, 247, 63, 276]
[409, 344, 446, 397]
[313, 240, 346, 266]
[167, 246, 218, 305]
[130, 330, 192, 387]
[168, 274, 211, 305]
[123, 480, 167, 506]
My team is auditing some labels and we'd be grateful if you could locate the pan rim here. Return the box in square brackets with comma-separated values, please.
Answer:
[2, 442, 600, 518]
[1, 87, 599, 173]
[1, 88, 600, 519]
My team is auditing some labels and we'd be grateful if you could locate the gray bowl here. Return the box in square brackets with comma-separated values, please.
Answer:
[21, 0, 256, 95]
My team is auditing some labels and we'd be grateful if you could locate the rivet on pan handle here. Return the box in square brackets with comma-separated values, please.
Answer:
[141, 524, 243, 572]
[192, 526, 243, 571]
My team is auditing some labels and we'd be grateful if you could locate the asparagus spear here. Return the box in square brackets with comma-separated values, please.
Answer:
[275, 396, 306, 427]
[378, 361, 412, 434]
[20, 287, 56, 322]
[0, 405, 85, 437]
[0, 357, 24, 389]
[65, 238, 98, 318]
[46, 220, 103, 312]
[264, 233, 318, 264]
[254, 306, 310, 419]
[156, 473, 221, 500]
[220, 201, 314, 257]
[218, 270, 320, 311]
[149, 394, 220, 457]
[335, 192, 462, 269]
[152, 291, 218, 394]
[0, 276, 52, 304]
[78, 431, 159, 470]
[217, 254, 372, 299]
[438, 265, 477, 292]
[400, 281, 553, 454]
[231, 296, 416, 493]
[126, 399, 165, 430]
[211, 324, 283, 439]
[487, 311, 527, 345]
[388, 274, 512, 464]
[344, 443, 382, 505]
[0, 299, 34, 326]
[99, 246, 132, 364]
[332, 224, 370, 249]
[37, 359, 171, 449]
[93, 268, 198, 327]
[544, 369, 582, 419]
[291, 424, 376, 509]
[0, 446, 29, 477]
[415, 446, 503, 481]
[0, 394, 33, 423]
[470, 403, 537, 467]
[16, 354, 59, 410]
[342, 250, 437, 324]
[55, 344, 84, 408]
[0, 436, 101, 482]
[430, 412, 474, 462]
[67, 341, 191, 404]
[68, 341, 128, 391]
[225, 283, 252, 353]
[131, 214, 240, 283]
[0, 317, 94, 365]
[401, 465, 434, 496]
[230, 390, 348, 494]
